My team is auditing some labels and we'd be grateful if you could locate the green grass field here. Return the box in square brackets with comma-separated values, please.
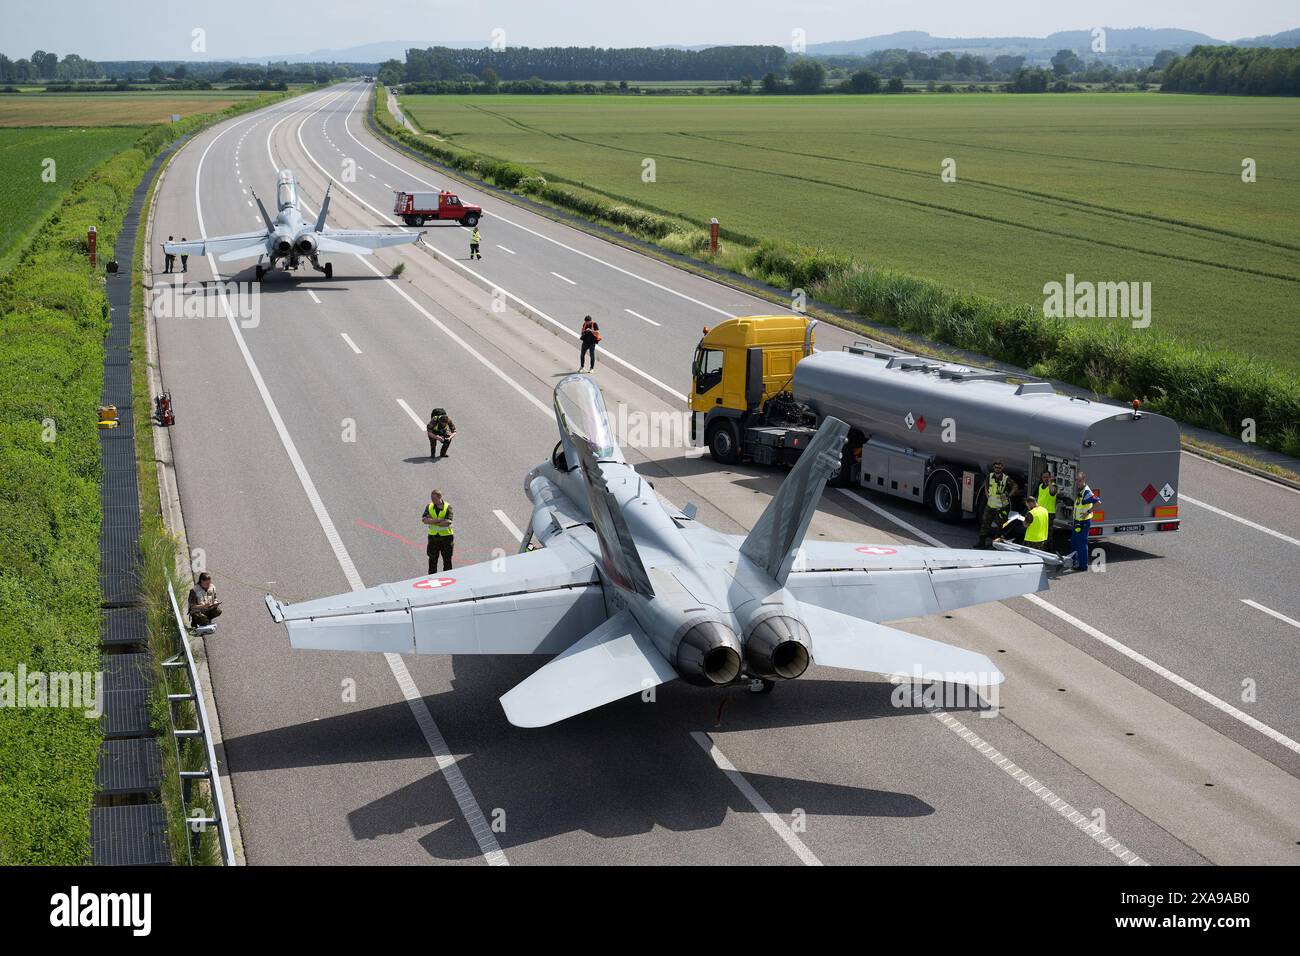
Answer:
[400, 92, 1300, 372]
[0, 90, 261, 126]
[0, 127, 145, 273]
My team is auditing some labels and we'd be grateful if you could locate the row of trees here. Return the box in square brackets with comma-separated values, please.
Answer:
[1160, 46, 1300, 95]
[0, 51, 103, 82]
[393, 45, 788, 83]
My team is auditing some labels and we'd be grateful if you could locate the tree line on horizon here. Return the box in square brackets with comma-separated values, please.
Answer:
[1160, 45, 1300, 94]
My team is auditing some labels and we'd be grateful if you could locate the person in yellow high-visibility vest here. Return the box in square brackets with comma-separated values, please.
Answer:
[976, 461, 1017, 548]
[422, 489, 454, 573]
[1035, 469, 1058, 515]
[1023, 495, 1052, 552]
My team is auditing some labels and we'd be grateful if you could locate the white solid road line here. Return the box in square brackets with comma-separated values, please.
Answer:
[395, 398, 425, 427]
[690, 732, 823, 866]
[496, 244, 515, 254]
[195, 90, 510, 866]
[625, 308, 661, 327]
[550, 271, 576, 285]
[308, 290, 322, 305]
[1242, 599, 1300, 631]
[836, 487, 1300, 757]
[291, 99, 689, 404]
[339, 332, 361, 353]
[926, 707, 1146, 865]
[1181, 494, 1300, 548]
[336, 85, 739, 319]
[493, 510, 526, 542]
[1025, 595, 1300, 757]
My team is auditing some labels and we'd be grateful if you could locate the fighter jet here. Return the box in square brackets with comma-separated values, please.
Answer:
[266, 375, 1053, 727]
[164, 169, 420, 280]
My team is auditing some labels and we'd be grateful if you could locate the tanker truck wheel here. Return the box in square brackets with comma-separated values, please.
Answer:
[707, 421, 740, 465]
[926, 471, 963, 523]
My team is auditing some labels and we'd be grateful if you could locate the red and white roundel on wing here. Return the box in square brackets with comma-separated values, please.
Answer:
[412, 576, 457, 589]
[855, 546, 897, 556]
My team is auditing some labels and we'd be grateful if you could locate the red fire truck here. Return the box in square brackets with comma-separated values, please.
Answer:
[392, 189, 482, 227]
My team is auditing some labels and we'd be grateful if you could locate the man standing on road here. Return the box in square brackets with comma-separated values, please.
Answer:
[976, 460, 1016, 549]
[1071, 473, 1101, 571]
[422, 489, 454, 573]
[580, 316, 601, 371]
[426, 407, 456, 459]
[163, 236, 175, 274]
[469, 226, 482, 260]
[180, 238, 189, 273]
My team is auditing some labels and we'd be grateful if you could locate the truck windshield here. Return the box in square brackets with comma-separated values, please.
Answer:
[694, 347, 724, 395]
[445, 195, 461, 206]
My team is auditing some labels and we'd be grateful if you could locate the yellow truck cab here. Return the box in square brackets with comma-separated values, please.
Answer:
[691, 316, 817, 465]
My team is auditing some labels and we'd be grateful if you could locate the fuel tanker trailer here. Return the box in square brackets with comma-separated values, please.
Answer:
[690, 316, 1182, 542]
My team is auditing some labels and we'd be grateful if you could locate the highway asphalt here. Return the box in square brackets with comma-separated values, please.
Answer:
[147, 83, 1300, 865]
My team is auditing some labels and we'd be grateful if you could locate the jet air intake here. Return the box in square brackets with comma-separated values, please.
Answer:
[744, 615, 812, 680]
[674, 620, 742, 686]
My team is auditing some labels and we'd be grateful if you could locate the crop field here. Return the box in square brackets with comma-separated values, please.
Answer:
[400, 92, 1300, 372]
[0, 90, 261, 126]
[0, 127, 144, 273]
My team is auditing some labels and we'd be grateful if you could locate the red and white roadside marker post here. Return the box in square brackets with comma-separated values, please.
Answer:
[87, 225, 97, 269]
[709, 217, 719, 255]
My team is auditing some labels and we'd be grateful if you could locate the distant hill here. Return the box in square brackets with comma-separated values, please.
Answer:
[1232, 27, 1300, 47]
[806, 27, 1222, 57]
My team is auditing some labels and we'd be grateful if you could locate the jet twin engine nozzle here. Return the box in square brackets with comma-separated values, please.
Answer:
[295, 234, 317, 255]
[674, 620, 743, 686]
[744, 613, 812, 680]
[274, 236, 293, 255]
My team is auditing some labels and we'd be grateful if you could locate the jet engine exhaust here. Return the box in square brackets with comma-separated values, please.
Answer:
[295, 235, 317, 255]
[275, 238, 293, 254]
[744, 615, 812, 680]
[675, 621, 743, 686]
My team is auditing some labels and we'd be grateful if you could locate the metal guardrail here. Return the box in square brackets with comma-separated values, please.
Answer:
[161, 582, 237, 865]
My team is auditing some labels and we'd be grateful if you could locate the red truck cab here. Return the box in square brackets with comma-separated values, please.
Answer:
[392, 189, 482, 227]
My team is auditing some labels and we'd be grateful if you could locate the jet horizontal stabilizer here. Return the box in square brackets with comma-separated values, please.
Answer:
[798, 601, 1003, 687]
[499, 609, 678, 728]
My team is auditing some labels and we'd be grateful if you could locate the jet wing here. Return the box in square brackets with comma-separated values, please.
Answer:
[317, 229, 421, 254]
[164, 232, 267, 258]
[499, 609, 678, 728]
[798, 601, 1003, 687]
[779, 540, 1049, 623]
[266, 540, 606, 655]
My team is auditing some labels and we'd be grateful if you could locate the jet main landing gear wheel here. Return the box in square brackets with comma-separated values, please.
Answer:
[323, 262, 333, 279]
[255, 264, 265, 281]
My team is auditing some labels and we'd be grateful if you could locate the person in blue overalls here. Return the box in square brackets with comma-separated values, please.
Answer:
[1071, 472, 1101, 571]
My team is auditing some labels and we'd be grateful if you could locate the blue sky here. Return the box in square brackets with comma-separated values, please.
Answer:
[3, 0, 1296, 60]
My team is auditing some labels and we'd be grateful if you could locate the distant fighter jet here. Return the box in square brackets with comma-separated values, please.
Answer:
[266, 375, 1053, 727]
[164, 168, 420, 280]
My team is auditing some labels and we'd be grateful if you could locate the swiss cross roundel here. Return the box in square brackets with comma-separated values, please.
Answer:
[856, 546, 897, 555]
[413, 576, 456, 590]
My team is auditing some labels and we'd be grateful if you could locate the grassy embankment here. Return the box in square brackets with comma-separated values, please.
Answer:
[0, 87, 309, 864]
[377, 87, 1300, 457]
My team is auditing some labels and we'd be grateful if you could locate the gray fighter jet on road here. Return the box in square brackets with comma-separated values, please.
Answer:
[266, 375, 1052, 727]
[164, 168, 420, 279]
